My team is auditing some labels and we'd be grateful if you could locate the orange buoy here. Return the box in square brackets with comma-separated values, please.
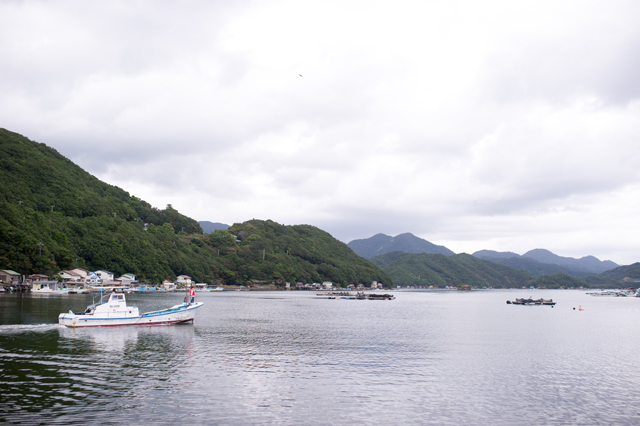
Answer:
[578, 306, 584, 311]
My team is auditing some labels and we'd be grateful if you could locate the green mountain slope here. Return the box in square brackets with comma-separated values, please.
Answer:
[0, 128, 389, 286]
[221, 220, 392, 286]
[581, 262, 640, 287]
[598, 262, 640, 280]
[370, 251, 534, 288]
[527, 273, 590, 289]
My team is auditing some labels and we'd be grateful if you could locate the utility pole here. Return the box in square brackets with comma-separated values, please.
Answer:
[37, 242, 43, 256]
[113, 212, 116, 218]
[263, 249, 265, 261]
[51, 205, 54, 211]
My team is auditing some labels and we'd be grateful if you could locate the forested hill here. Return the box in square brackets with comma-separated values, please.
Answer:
[0, 129, 389, 286]
[0, 128, 201, 233]
[219, 220, 392, 286]
[370, 251, 535, 288]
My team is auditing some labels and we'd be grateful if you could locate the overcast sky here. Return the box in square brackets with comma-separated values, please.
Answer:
[2, 0, 639, 265]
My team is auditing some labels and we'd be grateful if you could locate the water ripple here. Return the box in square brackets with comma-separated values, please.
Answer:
[2, 291, 640, 425]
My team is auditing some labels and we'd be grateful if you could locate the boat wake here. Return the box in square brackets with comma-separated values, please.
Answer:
[0, 323, 64, 335]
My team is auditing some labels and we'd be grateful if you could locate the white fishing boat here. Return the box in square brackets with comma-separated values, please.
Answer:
[58, 290, 203, 328]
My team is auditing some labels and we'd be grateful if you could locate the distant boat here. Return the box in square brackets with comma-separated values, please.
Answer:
[59, 291, 203, 328]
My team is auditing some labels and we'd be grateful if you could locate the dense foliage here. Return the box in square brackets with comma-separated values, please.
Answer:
[219, 220, 392, 286]
[0, 129, 390, 286]
[527, 273, 589, 289]
[371, 251, 535, 288]
[581, 262, 640, 287]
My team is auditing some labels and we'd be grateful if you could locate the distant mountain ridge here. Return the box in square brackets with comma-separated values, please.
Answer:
[473, 248, 618, 276]
[199, 221, 229, 233]
[348, 233, 455, 259]
[370, 251, 534, 288]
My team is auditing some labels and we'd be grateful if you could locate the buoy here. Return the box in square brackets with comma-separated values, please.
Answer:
[579, 306, 584, 311]
[573, 307, 575, 310]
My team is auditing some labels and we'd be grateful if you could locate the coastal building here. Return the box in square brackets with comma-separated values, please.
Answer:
[86, 272, 101, 285]
[117, 273, 137, 286]
[95, 270, 114, 282]
[69, 268, 90, 280]
[58, 270, 83, 282]
[30, 280, 59, 291]
[176, 275, 192, 285]
[25, 274, 48, 286]
[0, 270, 21, 284]
[162, 280, 175, 290]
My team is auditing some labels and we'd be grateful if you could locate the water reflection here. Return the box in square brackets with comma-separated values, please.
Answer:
[2, 291, 640, 425]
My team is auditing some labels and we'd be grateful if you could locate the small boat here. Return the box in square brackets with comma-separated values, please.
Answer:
[58, 291, 203, 328]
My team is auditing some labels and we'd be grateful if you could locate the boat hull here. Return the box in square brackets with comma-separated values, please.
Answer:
[58, 302, 203, 328]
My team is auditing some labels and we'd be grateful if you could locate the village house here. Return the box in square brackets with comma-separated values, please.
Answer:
[58, 270, 83, 282]
[27, 274, 50, 282]
[86, 272, 101, 285]
[94, 270, 114, 282]
[26, 274, 58, 291]
[68, 268, 90, 281]
[162, 279, 176, 290]
[0, 270, 21, 285]
[176, 275, 192, 285]
[117, 273, 137, 286]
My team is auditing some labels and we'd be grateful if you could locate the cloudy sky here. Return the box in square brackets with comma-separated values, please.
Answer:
[2, 0, 639, 264]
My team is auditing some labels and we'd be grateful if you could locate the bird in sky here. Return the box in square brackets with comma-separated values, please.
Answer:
[299, 74, 303, 77]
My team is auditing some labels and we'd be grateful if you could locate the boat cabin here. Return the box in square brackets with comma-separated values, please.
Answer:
[84, 291, 140, 318]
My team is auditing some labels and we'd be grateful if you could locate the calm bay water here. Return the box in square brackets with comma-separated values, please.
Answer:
[1, 290, 639, 425]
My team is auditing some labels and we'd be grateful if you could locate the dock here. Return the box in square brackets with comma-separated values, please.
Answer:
[316, 291, 395, 300]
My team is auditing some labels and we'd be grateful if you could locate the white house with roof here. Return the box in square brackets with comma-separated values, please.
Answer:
[95, 270, 114, 282]
[69, 268, 90, 280]
[86, 272, 101, 285]
[176, 275, 192, 285]
[58, 270, 83, 281]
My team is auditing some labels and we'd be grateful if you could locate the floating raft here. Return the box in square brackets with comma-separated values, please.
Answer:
[507, 298, 555, 306]
[316, 291, 395, 300]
